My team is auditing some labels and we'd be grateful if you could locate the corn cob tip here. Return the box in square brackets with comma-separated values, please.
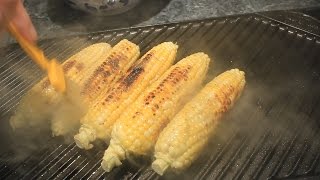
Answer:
[74, 125, 96, 149]
[152, 159, 169, 176]
[101, 154, 122, 172]
[101, 142, 126, 172]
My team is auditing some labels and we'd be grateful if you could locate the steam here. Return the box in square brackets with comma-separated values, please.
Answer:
[167, 68, 320, 179]
[0, 83, 88, 174]
[51, 79, 88, 140]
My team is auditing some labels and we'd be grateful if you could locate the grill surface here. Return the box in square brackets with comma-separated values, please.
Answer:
[0, 12, 320, 180]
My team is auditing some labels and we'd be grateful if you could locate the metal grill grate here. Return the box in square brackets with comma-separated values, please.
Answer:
[0, 12, 320, 180]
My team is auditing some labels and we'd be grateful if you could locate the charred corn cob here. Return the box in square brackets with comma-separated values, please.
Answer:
[51, 39, 140, 136]
[10, 43, 112, 130]
[101, 53, 210, 172]
[74, 42, 178, 149]
[81, 39, 140, 103]
[152, 69, 246, 175]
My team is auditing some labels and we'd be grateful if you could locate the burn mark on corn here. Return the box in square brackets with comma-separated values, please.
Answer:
[75, 63, 84, 71]
[62, 60, 76, 73]
[108, 58, 120, 71]
[127, 52, 153, 73]
[141, 53, 154, 63]
[122, 67, 144, 90]
[104, 90, 118, 102]
[132, 111, 141, 119]
[144, 66, 191, 111]
[215, 84, 236, 113]
[82, 52, 126, 96]
[102, 51, 153, 103]
[103, 66, 144, 103]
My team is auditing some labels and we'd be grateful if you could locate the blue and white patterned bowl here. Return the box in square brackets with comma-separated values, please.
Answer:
[65, 0, 142, 16]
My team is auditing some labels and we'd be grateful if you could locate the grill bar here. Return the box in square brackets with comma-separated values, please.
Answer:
[68, 151, 104, 180]
[22, 143, 74, 179]
[196, 133, 239, 180]
[0, 38, 87, 112]
[215, 136, 249, 180]
[0, 37, 94, 114]
[232, 132, 271, 180]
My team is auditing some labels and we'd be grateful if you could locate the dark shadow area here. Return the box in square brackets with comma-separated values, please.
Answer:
[47, 0, 171, 32]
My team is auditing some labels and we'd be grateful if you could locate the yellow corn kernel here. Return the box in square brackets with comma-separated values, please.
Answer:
[10, 43, 112, 130]
[152, 69, 246, 175]
[74, 42, 178, 149]
[101, 52, 210, 172]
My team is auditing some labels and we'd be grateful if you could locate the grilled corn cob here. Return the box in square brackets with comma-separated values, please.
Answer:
[81, 39, 140, 103]
[101, 53, 210, 172]
[10, 43, 112, 130]
[74, 42, 178, 149]
[152, 69, 246, 175]
[51, 39, 140, 136]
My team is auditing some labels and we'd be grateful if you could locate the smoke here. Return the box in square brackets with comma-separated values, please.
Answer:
[51, 79, 88, 141]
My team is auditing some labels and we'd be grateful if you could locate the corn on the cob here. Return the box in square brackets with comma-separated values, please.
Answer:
[51, 39, 140, 136]
[74, 42, 178, 149]
[101, 53, 210, 172]
[152, 69, 246, 175]
[10, 43, 112, 130]
[81, 39, 140, 103]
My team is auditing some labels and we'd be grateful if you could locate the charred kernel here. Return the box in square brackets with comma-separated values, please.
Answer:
[103, 71, 111, 77]
[75, 63, 84, 71]
[62, 60, 76, 72]
[142, 53, 153, 62]
[122, 67, 144, 90]
[108, 59, 120, 70]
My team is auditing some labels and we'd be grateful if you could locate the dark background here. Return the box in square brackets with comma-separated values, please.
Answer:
[1, 0, 320, 47]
